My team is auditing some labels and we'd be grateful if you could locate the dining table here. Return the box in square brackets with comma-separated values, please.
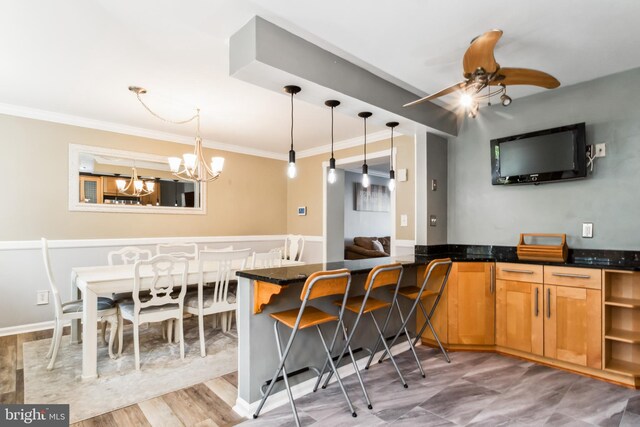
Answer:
[70, 258, 304, 379]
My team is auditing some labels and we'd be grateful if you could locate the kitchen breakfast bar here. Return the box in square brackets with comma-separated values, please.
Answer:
[234, 256, 427, 413]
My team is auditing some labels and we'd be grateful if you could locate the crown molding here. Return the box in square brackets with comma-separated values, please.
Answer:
[297, 130, 392, 159]
[0, 102, 287, 161]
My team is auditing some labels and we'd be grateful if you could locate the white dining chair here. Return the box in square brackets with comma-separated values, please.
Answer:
[156, 243, 199, 260]
[184, 248, 252, 357]
[251, 251, 283, 269]
[117, 255, 189, 370]
[275, 235, 304, 261]
[108, 246, 153, 266]
[41, 238, 118, 370]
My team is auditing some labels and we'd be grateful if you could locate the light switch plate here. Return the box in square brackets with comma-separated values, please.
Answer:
[582, 222, 593, 238]
[400, 214, 408, 227]
[397, 169, 408, 182]
[595, 143, 606, 158]
[430, 215, 437, 227]
[37, 290, 49, 305]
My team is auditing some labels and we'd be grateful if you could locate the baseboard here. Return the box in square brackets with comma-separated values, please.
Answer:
[0, 320, 57, 337]
[232, 340, 414, 418]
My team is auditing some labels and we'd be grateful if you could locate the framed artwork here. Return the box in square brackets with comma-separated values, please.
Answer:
[354, 183, 390, 212]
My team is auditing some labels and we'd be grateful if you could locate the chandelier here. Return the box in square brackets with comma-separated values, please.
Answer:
[115, 167, 155, 197]
[129, 86, 224, 183]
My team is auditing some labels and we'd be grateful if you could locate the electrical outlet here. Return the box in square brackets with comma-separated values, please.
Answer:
[37, 290, 49, 305]
[431, 179, 437, 191]
[582, 222, 593, 238]
[400, 214, 408, 227]
[430, 215, 437, 227]
[595, 143, 606, 158]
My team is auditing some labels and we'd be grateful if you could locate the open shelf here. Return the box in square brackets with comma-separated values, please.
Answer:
[605, 358, 640, 376]
[605, 329, 640, 344]
[604, 296, 640, 309]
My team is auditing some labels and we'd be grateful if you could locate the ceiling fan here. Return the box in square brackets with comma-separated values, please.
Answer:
[404, 29, 560, 117]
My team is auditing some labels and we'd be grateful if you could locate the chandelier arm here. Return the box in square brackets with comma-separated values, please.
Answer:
[135, 93, 199, 125]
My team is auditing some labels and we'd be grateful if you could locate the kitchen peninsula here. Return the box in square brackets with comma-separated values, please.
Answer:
[234, 245, 640, 414]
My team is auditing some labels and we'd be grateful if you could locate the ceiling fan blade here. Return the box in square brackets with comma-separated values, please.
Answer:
[403, 82, 467, 107]
[463, 29, 503, 76]
[491, 67, 560, 88]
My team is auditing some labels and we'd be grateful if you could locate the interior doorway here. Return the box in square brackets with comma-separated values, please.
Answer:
[323, 149, 396, 262]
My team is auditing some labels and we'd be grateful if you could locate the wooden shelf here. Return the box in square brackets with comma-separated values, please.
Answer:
[605, 297, 640, 309]
[605, 329, 640, 344]
[605, 358, 640, 376]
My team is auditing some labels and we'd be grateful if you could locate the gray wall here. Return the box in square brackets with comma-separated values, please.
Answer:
[344, 171, 392, 244]
[326, 168, 346, 261]
[426, 133, 448, 245]
[448, 67, 640, 250]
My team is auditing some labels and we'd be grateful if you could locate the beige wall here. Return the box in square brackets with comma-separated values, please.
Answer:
[0, 114, 288, 240]
[286, 135, 415, 240]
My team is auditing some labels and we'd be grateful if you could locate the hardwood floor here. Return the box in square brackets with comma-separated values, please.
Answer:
[0, 329, 245, 427]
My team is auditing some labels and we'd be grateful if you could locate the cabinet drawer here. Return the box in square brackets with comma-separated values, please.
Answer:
[544, 266, 601, 289]
[496, 263, 543, 283]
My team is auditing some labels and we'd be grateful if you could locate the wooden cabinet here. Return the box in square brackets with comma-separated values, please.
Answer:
[79, 175, 103, 203]
[447, 262, 495, 345]
[103, 176, 120, 195]
[496, 263, 544, 355]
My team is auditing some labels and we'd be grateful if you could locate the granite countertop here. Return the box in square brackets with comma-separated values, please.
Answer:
[237, 245, 640, 285]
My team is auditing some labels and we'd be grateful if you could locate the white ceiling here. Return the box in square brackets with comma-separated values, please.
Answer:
[2, 1, 639, 157]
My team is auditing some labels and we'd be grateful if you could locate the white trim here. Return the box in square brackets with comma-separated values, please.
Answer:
[69, 144, 208, 215]
[395, 239, 416, 247]
[0, 320, 58, 337]
[298, 130, 391, 159]
[0, 235, 308, 251]
[0, 102, 286, 161]
[233, 340, 414, 418]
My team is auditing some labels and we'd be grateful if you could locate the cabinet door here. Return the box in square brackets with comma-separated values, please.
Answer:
[417, 265, 448, 345]
[448, 262, 495, 345]
[79, 176, 102, 203]
[544, 285, 602, 368]
[496, 280, 543, 355]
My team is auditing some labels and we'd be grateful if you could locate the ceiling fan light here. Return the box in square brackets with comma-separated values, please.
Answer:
[460, 93, 473, 108]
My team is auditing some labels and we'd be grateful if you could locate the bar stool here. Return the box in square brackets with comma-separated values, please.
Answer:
[317, 263, 408, 394]
[253, 269, 359, 426]
[376, 258, 452, 374]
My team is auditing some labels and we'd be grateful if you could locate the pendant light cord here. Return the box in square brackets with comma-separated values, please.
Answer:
[290, 92, 294, 151]
[330, 106, 334, 158]
[363, 116, 367, 165]
[390, 127, 394, 169]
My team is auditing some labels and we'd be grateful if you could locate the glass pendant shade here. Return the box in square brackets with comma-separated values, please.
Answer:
[388, 169, 396, 191]
[362, 163, 370, 189]
[145, 181, 155, 192]
[133, 179, 144, 192]
[183, 153, 197, 171]
[168, 157, 182, 173]
[211, 157, 224, 174]
[287, 149, 297, 178]
[116, 179, 126, 191]
[327, 157, 337, 184]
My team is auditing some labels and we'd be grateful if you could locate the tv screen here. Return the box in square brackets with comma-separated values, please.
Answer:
[491, 123, 586, 185]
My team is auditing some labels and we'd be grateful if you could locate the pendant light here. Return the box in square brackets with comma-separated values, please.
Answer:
[325, 100, 340, 184]
[386, 121, 399, 191]
[358, 112, 372, 188]
[284, 85, 301, 179]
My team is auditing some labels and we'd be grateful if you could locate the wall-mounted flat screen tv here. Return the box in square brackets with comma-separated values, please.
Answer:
[490, 123, 587, 185]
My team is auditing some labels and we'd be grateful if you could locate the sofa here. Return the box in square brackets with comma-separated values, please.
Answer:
[345, 236, 391, 260]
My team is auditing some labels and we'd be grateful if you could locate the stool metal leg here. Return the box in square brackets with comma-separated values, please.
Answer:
[316, 325, 357, 418]
[253, 320, 299, 422]
[319, 320, 373, 409]
[416, 300, 450, 363]
[386, 299, 426, 377]
[275, 322, 300, 427]
[369, 312, 407, 387]
[364, 288, 399, 370]
[312, 316, 343, 393]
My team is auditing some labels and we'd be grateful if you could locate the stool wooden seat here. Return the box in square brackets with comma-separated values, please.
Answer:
[270, 306, 337, 329]
[337, 296, 391, 314]
[396, 286, 437, 300]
